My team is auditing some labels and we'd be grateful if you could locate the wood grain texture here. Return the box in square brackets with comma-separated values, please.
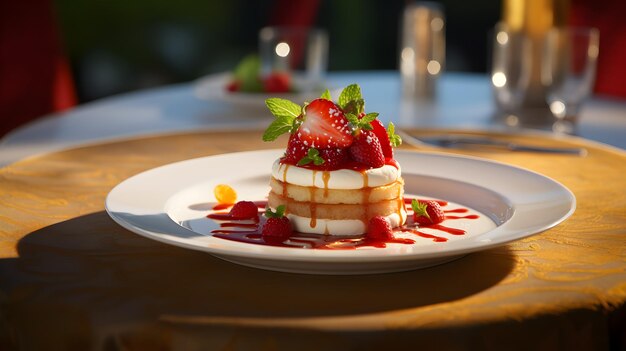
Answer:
[0, 130, 624, 350]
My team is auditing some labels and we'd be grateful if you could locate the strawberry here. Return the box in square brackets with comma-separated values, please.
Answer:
[370, 119, 393, 158]
[367, 216, 393, 240]
[229, 201, 259, 219]
[298, 99, 353, 149]
[349, 130, 385, 168]
[262, 205, 293, 243]
[263, 72, 291, 93]
[317, 148, 348, 170]
[283, 133, 309, 164]
[411, 199, 445, 225]
[226, 80, 240, 92]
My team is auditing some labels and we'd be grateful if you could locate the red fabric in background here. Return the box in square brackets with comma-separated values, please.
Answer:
[570, 0, 626, 98]
[268, 0, 321, 27]
[0, 0, 76, 137]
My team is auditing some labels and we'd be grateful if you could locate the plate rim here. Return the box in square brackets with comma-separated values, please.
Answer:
[105, 149, 576, 263]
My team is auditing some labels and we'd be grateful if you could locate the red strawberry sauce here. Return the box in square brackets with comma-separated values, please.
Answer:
[207, 198, 479, 249]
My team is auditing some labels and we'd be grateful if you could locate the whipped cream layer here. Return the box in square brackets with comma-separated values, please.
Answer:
[287, 208, 407, 236]
[271, 159, 401, 189]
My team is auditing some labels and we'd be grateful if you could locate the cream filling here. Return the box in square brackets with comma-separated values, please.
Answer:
[271, 158, 401, 189]
[286, 207, 407, 236]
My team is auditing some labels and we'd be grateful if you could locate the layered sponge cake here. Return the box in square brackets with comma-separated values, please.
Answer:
[268, 159, 407, 235]
[263, 84, 405, 236]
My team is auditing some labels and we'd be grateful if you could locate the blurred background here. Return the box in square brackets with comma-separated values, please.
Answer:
[1, 0, 623, 136]
[55, 0, 499, 103]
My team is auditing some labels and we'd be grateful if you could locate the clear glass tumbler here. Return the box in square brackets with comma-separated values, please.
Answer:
[541, 27, 599, 133]
[258, 27, 328, 93]
[490, 22, 534, 123]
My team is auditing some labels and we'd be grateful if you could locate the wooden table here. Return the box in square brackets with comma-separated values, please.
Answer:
[1, 130, 624, 350]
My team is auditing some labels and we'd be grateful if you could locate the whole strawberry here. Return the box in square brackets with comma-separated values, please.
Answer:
[283, 133, 309, 164]
[263, 72, 291, 93]
[295, 147, 349, 171]
[411, 199, 445, 225]
[229, 201, 259, 219]
[318, 148, 348, 170]
[367, 216, 394, 240]
[349, 130, 385, 168]
[262, 205, 293, 243]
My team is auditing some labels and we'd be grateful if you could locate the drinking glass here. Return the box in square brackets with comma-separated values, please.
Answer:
[258, 27, 328, 92]
[399, 2, 445, 100]
[541, 27, 599, 133]
[490, 22, 533, 124]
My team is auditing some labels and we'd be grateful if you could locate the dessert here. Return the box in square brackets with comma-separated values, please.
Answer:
[205, 85, 483, 249]
[263, 84, 406, 236]
[226, 55, 291, 93]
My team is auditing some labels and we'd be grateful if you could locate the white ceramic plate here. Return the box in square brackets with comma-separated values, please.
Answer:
[193, 72, 340, 110]
[105, 150, 575, 275]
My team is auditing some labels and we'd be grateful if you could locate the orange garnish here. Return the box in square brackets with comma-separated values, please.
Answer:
[214, 184, 237, 204]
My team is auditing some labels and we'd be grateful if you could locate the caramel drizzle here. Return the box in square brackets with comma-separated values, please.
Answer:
[282, 164, 290, 196]
[308, 185, 317, 228]
[361, 170, 370, 227]
[322, 171, 330, 198]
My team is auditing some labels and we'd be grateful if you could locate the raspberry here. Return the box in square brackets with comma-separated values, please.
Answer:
[262, 217, 293, 243]
[262, 205, 293, 243]
[367, 216, 393, 240]
[411, 199, 445, 225]
[229, 201, 259, 219]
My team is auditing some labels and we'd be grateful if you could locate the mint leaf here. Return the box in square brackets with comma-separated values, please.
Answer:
[265, 204, 286, 218]
[262, 117, 294, 141]
[411, 199, 430, 220]
[345, 113, 359, 126]
[346, 112, 378, 131]
[342, 98, 364, 115]
[361, 112, 378, 125]
[263, 98, 302, 141]
[265, 98, 301, 119]
[320, 89, 332, 100]
[387, 122, 402, 147]
[297, 148, 325, 166]
[338, 84, 362, 108]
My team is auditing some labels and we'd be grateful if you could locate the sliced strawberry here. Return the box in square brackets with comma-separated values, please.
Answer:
[348, 130, 385, 168]
[370, 119, 393, 158]
[263, 72, 291, 93]
[298, 99, 353, 149]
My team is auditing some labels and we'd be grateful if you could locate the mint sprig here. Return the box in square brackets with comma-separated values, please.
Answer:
[387, 122, 402, 147]
[338, 84, 364, 115]
[263, 98, 302, 141]
[297, 148, 325, 166]
[411, 199, 431, 220]
[265, 205, 286, 218]
[346, 112, 377, 131]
